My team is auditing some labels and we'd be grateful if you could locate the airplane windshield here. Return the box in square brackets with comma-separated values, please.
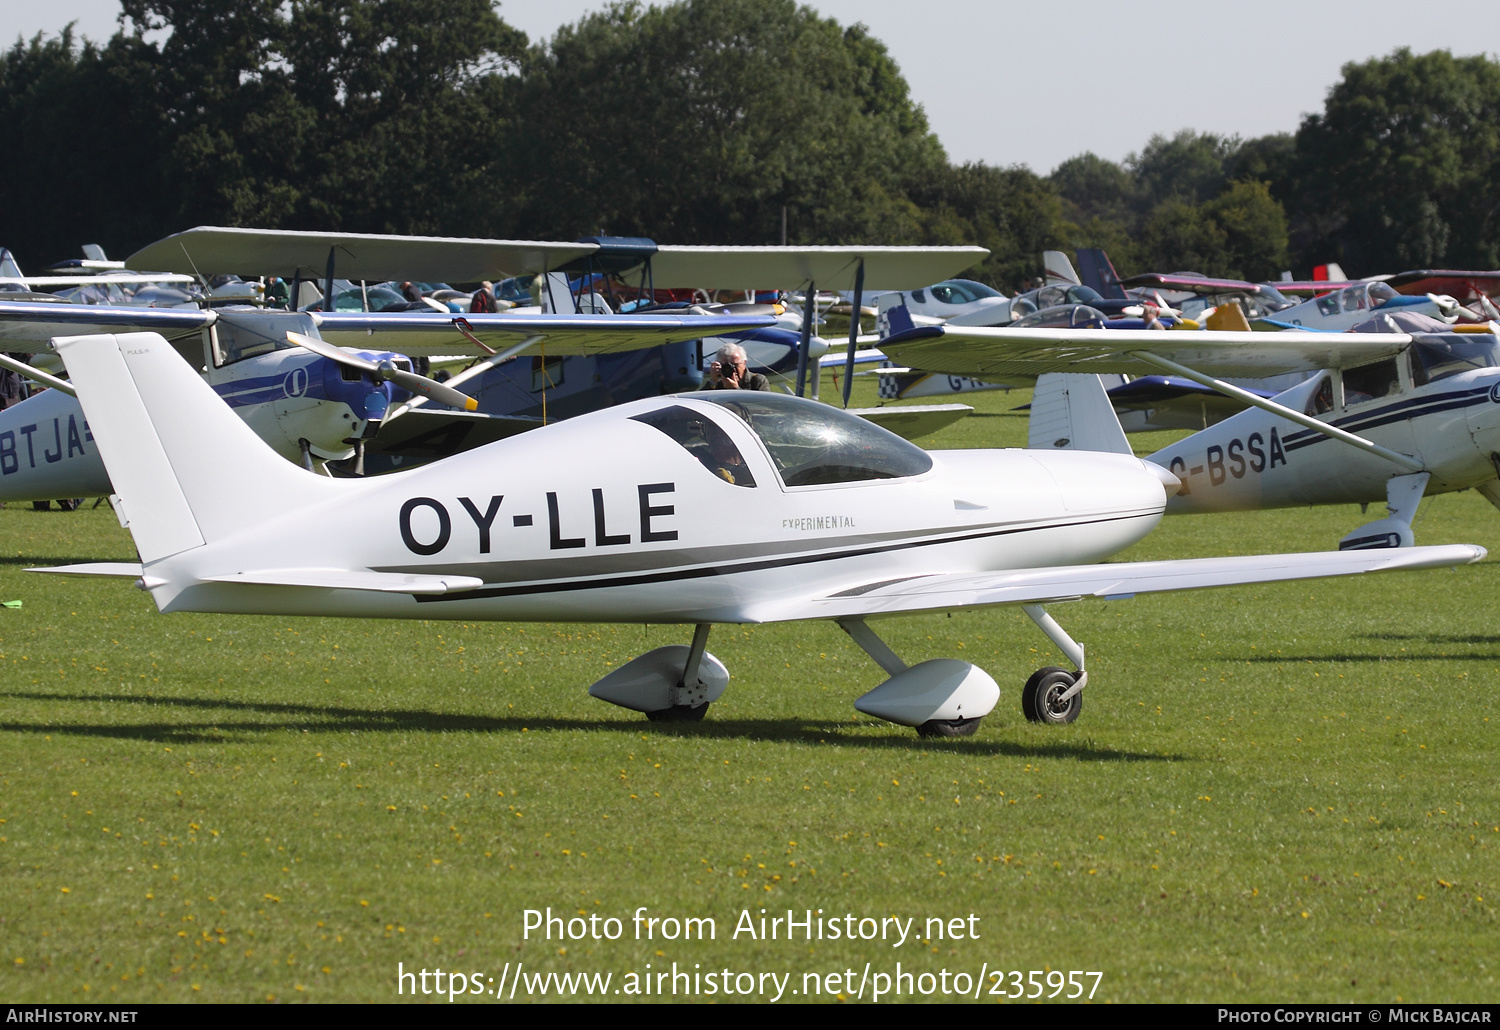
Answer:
[212, 311, 311, 366]
[1410, 334, 1500, 384]
[693, 392, 933, 487]
[929, 279, 1002, 303]
[630, 405, 757, 488]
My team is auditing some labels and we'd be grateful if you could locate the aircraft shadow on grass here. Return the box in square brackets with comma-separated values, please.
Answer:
[1359, 632, 1500, 646]
[1239, 648, 1500, 664]
[0, 690, 1183, 761]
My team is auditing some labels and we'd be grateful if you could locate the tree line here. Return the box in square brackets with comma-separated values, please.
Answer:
[4, 0, 1497, 290]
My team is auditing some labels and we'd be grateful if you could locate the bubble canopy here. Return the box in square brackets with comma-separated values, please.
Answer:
[690, 391, 934, 487]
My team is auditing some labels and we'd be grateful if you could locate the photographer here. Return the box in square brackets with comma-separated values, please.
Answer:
[707, 342, 769, 391]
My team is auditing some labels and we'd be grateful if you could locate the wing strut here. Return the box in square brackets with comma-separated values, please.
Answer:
[795, 281, 815, 397]
[0, 354, 76, 397]
[1127, 349, 1426, 473]
[841, 260, 865, 408]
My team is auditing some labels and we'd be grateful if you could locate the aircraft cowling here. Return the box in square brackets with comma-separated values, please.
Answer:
[0, 388, 112, 502]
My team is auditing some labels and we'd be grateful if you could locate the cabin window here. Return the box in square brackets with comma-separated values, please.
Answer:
[1340, 286, 1368, 312]
[1036, 286, 1066, 309]
[1316, 293, 1341, 316]
[631, 405, 757, 488]
[1411, 335, 1500, 383]
[210, 311, 309, 366]
[1305, 374, 1335, 416]
[1367, 282, 1400, 306]
[1342, 359, 1401, 404]
[697, 391, 933, 487]
[910, 288, 926, 304]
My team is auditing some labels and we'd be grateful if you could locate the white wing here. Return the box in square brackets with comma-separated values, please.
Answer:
[880, 324, 1413, 378]
[758, 545, 1484, 622]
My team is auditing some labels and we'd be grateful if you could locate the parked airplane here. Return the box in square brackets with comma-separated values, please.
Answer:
[32, 331, 1482, 732]
[878, 308, 1500, 548]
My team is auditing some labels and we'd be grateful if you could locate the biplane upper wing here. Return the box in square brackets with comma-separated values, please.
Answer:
[127, 226, 596, 283]
[312, 310, 778, 356]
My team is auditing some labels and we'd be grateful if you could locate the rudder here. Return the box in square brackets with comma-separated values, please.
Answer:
[53, 332, 339, 562]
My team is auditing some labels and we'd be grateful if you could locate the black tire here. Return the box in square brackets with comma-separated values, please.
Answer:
[645, 702, 709, 723]
[1021, 667, 1082, 724]
[916, 717, 982, 738]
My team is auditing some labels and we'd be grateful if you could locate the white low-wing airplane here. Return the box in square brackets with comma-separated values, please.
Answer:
[32, 330, 1483, 733]
[877, 308, 1500, 548]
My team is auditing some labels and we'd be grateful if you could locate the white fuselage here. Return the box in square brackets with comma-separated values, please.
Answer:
[1151, 364, 1500, 512]
[146, 394, 1169, 623]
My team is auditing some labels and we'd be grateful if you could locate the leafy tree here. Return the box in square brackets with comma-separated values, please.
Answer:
[915, 162, 1068, 290]
[1129, 130, 1236, 209]
[504, 0, 948, 245]
[1203, 180, 1289, 280]
[1291, 48, 1500, 274]
[0, 27, 171, 267]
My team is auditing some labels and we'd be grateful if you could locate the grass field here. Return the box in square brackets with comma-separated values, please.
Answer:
[2, 376, 1498, 1003]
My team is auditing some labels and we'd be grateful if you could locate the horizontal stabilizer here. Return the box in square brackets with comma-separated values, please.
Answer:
[202, 569, 484, 595]
[29, 562, 144, 578]
[850, 403, 972, 440]
[760, 545, 1485, 622]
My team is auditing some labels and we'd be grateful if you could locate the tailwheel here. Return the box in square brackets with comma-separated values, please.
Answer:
[645, 702, 710, 723]
[1021, 666, 1082, 724]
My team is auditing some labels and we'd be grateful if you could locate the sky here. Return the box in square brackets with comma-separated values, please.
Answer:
[7, 0, 1496, 174]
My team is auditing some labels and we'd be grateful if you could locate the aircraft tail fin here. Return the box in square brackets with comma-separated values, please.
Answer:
[1042, 251, 1080, 287]
[52, 332, 339, 564]
[1074, 248, 1127, 300]
[81, 244, 108, 263]
[1205, 303, 1252, 332]
[540, 271, 578, 314]
[1027, 373, 1132, 455]
[876, 293, 915, 339]
[0, 248, 24, 282]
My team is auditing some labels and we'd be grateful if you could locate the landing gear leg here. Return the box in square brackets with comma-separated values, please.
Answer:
[646, 623, 713, 722]
[1339, 471, 1429, 549]
[838, 618, 990, 737]
[1020, 604, 1086, 724]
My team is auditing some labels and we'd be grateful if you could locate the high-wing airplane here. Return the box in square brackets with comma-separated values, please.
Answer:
[31, 330, 1482, 733]
[878, 308, 1500, 548]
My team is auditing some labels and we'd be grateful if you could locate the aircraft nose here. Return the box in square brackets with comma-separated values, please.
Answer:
[806, 335, 830, 359]
[1143, 460, 1182, 498]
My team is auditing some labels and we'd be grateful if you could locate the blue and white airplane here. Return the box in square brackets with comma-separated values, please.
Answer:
[879, 308, 1500, 548]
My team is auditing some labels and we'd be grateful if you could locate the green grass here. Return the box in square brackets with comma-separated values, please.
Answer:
[1, 377, 1498, 1003]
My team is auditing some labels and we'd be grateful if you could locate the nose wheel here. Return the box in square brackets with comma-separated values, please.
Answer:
[1021, 667, 1083, 724]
